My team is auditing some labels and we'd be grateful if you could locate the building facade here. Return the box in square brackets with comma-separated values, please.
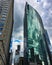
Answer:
[0, 0, 13, 65]
[24, 3, 51, 65]
[43, 30, 52, 65]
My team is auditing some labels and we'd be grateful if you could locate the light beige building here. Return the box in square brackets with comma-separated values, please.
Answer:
[0, 0, 13, 65]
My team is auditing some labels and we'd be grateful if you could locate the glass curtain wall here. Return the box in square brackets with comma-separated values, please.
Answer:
[24, 3, 50, 65]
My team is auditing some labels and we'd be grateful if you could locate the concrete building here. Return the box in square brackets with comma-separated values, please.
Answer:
[0, 0, 13, 65]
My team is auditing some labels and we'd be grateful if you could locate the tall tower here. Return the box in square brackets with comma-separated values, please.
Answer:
[24, 3, 51, 65]
[0, 0, 13, 65]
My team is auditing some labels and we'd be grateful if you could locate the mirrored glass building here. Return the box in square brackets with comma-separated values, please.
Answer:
[24, 3, 51, 65]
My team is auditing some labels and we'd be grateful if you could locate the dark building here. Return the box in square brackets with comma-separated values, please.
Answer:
[24, 3, 51, 65]
[0, 0, 13, 65]
[43, 30, 52, 65]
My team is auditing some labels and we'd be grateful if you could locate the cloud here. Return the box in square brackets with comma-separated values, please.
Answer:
[15, 0, 26, 3]
[50, 39, 52, 45]
[47, 29, 52, 44]
[12, 0, 25, 41]
[43, 1, 51, 9]
[11, 0, 52, 63]
[12, 0, 52, 45]
[13, 29, 24, 40]
[13, 1, 25, 32]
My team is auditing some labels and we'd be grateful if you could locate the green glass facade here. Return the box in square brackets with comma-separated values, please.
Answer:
[24, 3, 50, 65]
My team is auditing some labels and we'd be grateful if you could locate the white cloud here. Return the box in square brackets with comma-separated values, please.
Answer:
[11, 1, 52, 64]
[49, 8, 52, 13]
[50, 39, 52, 45]
[13, 26, 24, 40]
[45, 27, 52, 30]
[12, 63, 14, 65]
[43, 1, 48, 8]
[13, 0, 52, 48]
[49, 9, 52, 17]
[15, 0, 26, 3]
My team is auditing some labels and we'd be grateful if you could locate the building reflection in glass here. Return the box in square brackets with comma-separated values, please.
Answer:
[24, 3, 51, 65]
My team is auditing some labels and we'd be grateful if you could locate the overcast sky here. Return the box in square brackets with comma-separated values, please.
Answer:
[12, 0, 52, 46]
[11, 0, 52, 64]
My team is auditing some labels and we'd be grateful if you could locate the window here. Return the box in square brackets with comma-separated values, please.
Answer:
[3, 9, 8, 12]
[2, 14, 7, 18]
[0, 27, 3, 35]
[0, 23, 4, 27]
[1, 17, 6, 21]
[4, 4, 9, 6]
[0, 22, 4, 34]
[0, 28, 3, 31]
[2, 13, 7, 16]
[3, 11, 8, 14]
[3, 8, 8, 11]
[0, 6, 2, 14]
[4, 6, 8, 9]
[0, 32, 2, 35]
[3, 7, 8, 13]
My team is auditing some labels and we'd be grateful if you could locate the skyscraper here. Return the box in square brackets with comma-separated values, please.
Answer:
[43, 30, 52, 65]
[0, 0, 13, 65]
[24, 3, 51, 65]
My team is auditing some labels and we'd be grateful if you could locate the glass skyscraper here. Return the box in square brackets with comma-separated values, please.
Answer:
[24, 3, 51, 65]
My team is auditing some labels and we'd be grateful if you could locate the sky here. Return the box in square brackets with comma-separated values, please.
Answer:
[12, 0, 52, 51]
[11, 0, 52, 65]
